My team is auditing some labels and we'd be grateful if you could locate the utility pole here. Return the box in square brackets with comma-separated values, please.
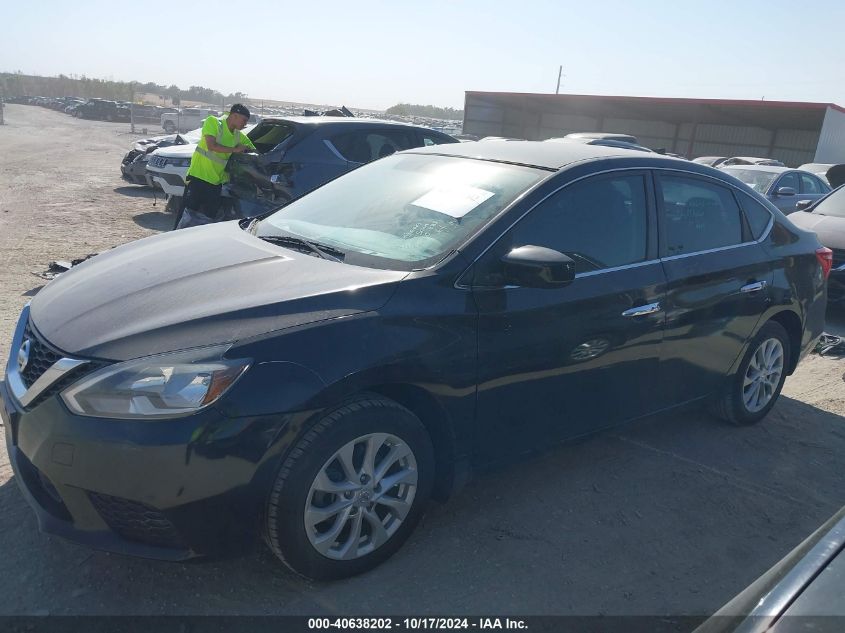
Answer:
[130, 90, 136, 134]
[556, 66, 563, 94]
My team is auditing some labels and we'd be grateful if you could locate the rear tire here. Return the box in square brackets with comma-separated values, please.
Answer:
[710, 321, 790, 425]
[264, 395, 434, 581]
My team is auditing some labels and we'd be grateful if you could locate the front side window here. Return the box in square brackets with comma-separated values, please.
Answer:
[256, 154, 545, 269]
[660, 175, 743, 256]
[475, 174, 649, 284]
[776, 172, 800, 192]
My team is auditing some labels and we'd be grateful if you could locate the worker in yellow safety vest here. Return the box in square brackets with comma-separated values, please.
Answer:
[175, 103, 256, 229]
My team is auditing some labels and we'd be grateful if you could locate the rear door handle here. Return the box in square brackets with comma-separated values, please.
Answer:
[622, 302, 661, 317]
[740, 281, 767, 294]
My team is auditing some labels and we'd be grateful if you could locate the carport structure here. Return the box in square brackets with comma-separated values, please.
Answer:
[463, 91, 845, 166]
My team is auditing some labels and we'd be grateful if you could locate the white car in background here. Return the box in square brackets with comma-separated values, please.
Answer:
[145, 125, 255, 202]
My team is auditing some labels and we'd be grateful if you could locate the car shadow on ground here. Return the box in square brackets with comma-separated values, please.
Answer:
[113, 187, 156, 199]
[1, 394, 844, 616]
[132, 211, 173, 232]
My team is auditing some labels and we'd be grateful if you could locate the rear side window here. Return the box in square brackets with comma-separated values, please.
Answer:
[659, 175, 743, 256]
[331, 130, 417, 163]
[737, 191, 773, 240]
[421, 131, 459, 146]
[800, 173, 826, 195]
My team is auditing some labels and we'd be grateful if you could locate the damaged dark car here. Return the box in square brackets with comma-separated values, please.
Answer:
[179, 117, 459, 227]
[1, 142, 829, 582]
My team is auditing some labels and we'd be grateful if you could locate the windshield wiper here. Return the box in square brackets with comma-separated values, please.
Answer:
[258, 235, 345, 262]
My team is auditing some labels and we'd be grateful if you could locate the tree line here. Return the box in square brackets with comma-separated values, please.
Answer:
[386, 103, 464, 120]
[0, 71, 246, 105]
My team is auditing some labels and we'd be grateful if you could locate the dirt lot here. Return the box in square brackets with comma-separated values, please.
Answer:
[1, 104, 845, 617]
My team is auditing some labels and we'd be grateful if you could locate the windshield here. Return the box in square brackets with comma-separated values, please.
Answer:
[256, 153, 545, 270]
[722, 168, 779, 193]
[813, 186, 845, 218]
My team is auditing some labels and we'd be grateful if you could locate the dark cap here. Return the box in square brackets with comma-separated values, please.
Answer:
[230, 103, 250, 118]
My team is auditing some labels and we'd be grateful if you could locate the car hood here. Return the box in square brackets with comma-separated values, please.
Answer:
[788, 212, 845, 250]
[152, 144, 196, 159]
[29, 222, 407, 361]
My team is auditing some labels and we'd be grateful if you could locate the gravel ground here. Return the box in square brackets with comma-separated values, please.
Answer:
[1, 104, 845, 617]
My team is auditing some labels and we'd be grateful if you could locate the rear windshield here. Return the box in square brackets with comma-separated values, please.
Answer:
[721, 168, 778, 193]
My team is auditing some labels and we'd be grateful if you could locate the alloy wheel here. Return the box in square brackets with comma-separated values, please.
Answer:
[742, 337, 784, 413]
[304, 433, 418, 561]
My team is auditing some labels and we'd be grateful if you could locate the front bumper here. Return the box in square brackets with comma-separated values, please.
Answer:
[1, 374, 286, 560]
[148, 171, 186, 197]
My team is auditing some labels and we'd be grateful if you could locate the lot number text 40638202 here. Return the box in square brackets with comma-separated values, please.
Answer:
[307, 618, 528, 630]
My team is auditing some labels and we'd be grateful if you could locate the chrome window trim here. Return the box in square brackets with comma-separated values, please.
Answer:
[575, 258, 660, 278]
[661, 240, 760, 262]
[457, 165, 776, 289]
[5, 304, 89, 408]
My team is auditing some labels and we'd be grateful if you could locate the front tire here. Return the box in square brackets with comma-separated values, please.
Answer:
[265, 395, 434, 581]
[710, 321, 790, 425]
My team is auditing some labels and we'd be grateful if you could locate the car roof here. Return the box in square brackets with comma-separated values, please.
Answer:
[721, 165, 791, 173]
[405, 139, 683, 169]
[259, 116, 427, 128]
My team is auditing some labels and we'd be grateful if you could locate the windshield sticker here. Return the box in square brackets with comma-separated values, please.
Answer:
[411, 186, 495, 218]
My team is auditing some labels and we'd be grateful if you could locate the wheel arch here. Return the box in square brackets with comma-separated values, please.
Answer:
[365, 384, 460, 502]
[767, 309, 803, 374]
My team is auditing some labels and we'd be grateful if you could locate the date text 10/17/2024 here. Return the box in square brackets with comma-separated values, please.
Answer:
[308, 618, 528, 630]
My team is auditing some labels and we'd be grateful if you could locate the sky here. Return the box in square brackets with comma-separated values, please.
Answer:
[4, 0, 845, 111]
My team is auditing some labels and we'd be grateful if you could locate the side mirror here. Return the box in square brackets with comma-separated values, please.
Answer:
[795, 199, 814, 212]
[776, 187, 796, 197]
[501, 245, 576, 289]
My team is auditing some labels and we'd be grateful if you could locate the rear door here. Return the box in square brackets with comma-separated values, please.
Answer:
[656, 172, 774, 405]
[473, 170, 666, 460]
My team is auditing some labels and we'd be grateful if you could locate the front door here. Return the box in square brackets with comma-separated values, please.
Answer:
[471, 171, 666, 461]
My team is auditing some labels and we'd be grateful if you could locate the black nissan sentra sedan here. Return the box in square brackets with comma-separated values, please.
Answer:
[1, 141, 831, 580]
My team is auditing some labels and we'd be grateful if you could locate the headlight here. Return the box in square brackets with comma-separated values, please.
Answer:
[61, 346, 250, 419]
[171, 158, 191, 168]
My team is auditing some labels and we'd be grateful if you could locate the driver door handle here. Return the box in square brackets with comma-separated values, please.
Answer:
[622, 302, 661, 317]
[740, 281, 767, 294]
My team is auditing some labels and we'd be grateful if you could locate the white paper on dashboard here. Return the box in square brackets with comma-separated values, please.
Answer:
[411, 186, 495, 218]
